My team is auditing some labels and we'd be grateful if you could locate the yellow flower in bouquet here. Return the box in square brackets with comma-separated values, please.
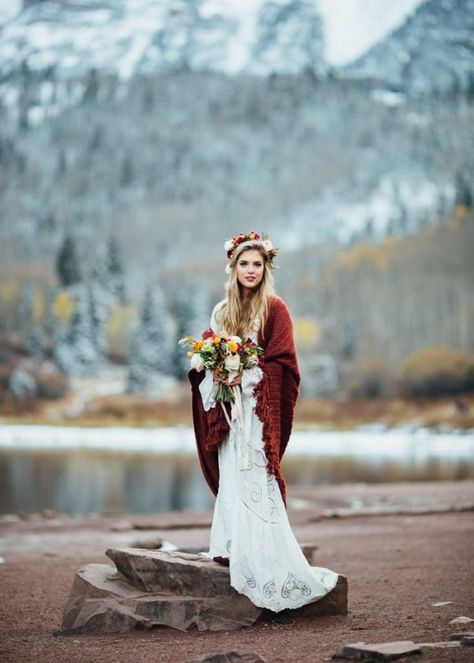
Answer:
[228, 340, 238, 353]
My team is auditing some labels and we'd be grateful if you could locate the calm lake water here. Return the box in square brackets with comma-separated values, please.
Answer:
[0, 425, 472, 515]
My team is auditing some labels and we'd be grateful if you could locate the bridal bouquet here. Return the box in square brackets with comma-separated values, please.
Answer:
[179, 330, 263, 404]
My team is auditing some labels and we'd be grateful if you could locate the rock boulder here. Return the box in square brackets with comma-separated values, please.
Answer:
[58, 548, 347, 635]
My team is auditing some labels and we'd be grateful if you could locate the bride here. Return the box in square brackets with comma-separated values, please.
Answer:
[188, 232, 339, 612]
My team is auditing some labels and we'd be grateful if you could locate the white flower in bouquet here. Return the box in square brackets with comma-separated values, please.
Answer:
[224, 354, 241, 372]
[190, 353, 205, 372]
[247, 354, 259, 368]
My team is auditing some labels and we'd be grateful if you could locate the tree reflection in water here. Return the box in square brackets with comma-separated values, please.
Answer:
[1, 446, 472, 515]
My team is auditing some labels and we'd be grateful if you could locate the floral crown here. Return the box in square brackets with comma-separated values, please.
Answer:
[224, 231, 278, 269]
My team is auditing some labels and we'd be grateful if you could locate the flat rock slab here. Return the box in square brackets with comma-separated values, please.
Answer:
[332, 640, 422, 660]
[448, 632, 474, 646]
[59, 563, 261, 633]
[59, 548, 347, 634]
[105, 548, 239, 596]
[189, 652, 267, 663]
[449, 631, 474, 640]
[418, 641, 460, 649]
[449, 616, 474, 625]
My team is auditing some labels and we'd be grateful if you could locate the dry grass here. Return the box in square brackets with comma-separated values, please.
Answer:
[82, 391, 192, 427]
[3, 390, 473, 431]
[295, 393, 474, 430]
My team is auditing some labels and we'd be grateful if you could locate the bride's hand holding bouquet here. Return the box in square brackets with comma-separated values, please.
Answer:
[179, 330, 263, 404]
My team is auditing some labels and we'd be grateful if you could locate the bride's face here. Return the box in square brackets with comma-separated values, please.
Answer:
[236, 249, 265, 291]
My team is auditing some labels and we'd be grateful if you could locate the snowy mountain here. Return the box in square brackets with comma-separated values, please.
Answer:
[4, 1, 468, 95]
[1, 1, 428, 76]
[345, 0, 474, 96]
[0, 0, 472, 272]
[0, 0, 326, 78]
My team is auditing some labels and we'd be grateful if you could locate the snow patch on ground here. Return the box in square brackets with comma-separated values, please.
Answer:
[0, 424, 472, 463]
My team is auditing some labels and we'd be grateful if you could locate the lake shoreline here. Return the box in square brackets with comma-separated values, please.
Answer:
[1, 425, 473, 515]
[2, 392, 473, 432]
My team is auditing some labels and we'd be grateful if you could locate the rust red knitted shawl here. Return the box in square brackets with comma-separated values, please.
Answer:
[188, 294, 301, 507]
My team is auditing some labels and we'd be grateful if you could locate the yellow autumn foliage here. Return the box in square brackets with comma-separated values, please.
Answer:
[294, 317, 321, 348]
[335, 236, 397, 273]
[108, 304, 139, 356]
[454, 204, 470, 221]
[53, 290, 74, 324]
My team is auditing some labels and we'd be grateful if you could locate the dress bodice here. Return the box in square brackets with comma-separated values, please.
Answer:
[210, 302, 260, 343]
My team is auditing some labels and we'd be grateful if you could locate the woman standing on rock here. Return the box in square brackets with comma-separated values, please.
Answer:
[188, 232, 339, 612]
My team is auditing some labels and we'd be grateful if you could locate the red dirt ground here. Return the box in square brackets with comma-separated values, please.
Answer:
[1, 481, 473, 663]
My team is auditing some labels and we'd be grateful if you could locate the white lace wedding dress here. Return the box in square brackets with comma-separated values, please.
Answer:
[198, 304, 339, 612]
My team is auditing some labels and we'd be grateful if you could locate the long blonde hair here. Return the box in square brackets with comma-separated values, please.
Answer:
[216, 241, 275, 339]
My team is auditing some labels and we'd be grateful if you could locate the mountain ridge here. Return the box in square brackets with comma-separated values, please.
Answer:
[345, 0, 474, 96]
[0, 0, 326, 79]
[0, 0, 472, 269]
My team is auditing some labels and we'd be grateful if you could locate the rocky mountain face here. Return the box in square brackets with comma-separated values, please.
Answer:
[3, 1, 472, 90]
[0, 0, 326, 78]
[345, 0, 474, 96]
[0, 0, 472, 284]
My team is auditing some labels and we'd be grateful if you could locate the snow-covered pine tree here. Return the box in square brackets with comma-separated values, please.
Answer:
[106, 236, 126, 303]
[455, 170, 473, 209]
[87, 281, 109, 358]
[85, 237, 127, 362]
[141, 287, 168, 372]
[45, 286, 61, 350]
[127, 329, 149, 393]
[19, 283, 44, 357]
[19, 283, 34, 329]
[54, 285, 100, 375]
[26, 326, 43, 357]
[56, 234, 81, 287]
[127, 286, 169, 392]
[173, 281, 210, 379]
